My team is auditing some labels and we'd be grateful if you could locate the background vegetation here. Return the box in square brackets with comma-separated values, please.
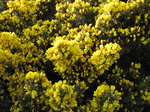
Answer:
[0, 0, 150, 111]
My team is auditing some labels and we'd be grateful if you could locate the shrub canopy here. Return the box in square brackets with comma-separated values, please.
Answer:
[0, 0, 150, 111]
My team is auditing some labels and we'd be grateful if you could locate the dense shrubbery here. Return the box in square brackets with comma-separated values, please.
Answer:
[0, 0, 150, 111]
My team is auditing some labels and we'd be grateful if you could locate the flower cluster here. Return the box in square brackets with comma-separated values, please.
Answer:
[91, 84, 122, 112]
[89, 43, 122, 73]
[22, 20, 57, 47]
[46, 38, 83, 73]
[45, 80, 77, 111]
[0, 0, 53, 34]
[0, 32, 21, 51]
[95, 0, 149, 47]
[55, 0, 96, 34]
[142, 90, 150, 103]
[10, 72, 52, 112]
[140, 76, 150, 103]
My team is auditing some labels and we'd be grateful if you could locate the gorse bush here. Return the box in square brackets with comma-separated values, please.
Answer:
[0, 0, 150, 111]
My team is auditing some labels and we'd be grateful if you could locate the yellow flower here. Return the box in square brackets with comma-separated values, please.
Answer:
[110, 85, 115, 91]
[134, 63, 141, 69]
[31, 90, 38, 99]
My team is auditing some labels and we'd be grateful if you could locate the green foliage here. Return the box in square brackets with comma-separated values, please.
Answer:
[0, 0, 150, 112]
